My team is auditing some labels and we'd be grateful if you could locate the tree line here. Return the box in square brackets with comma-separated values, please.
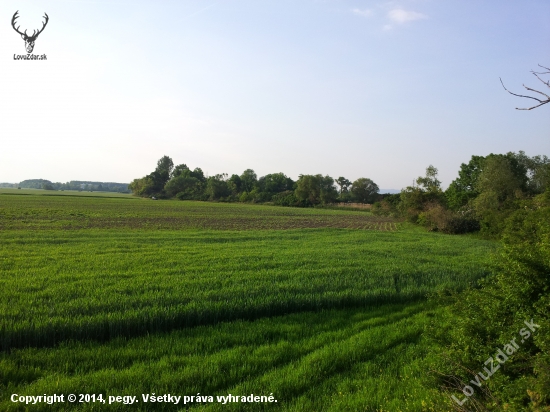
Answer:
[2, 179, 130, 193]
[129, 155, 380, 206]
[372, 151, 550, 236]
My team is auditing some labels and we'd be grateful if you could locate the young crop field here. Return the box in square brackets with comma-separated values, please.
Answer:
[0, 189, 397, 231]
[0, 191, 495, 411]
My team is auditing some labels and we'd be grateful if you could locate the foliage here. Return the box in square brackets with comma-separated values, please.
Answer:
[295, 174, 338, 206]
[350, 177, 379, 203]
[398, 166, 446, 224]
[335, 176, 352, 199]
[372, 194, 401, 217]
[206, 174, 231, 201]
[391, 153, 549, 236]
[425, 190, 550, 410]
[445, 152, 532, 212]
[271, 190, 298, 206]
[417, 203, 480, 234]
[240, 169, 258, 193]
[445, 155, 485, 210]
[471, 156, 525, 236]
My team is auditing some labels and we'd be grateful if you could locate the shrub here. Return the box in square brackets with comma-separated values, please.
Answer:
[425, 190, 550, 410]
[272, 190, 298, 207]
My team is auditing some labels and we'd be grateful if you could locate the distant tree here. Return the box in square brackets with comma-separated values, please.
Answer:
[514, 151, 550, 194]
[129, 176, 155, 196]
[129, 156, 176, 197]
[446, 153, 530, 211]
[19, 179, 53, 189]
[500, 64, 550, 110]
[399, 166, 445, 222]
[150, 156, 174, 191]
[42, 183, 54, 190]
[206, 174, 231, 200]
[350, 178, 379, 203]
[415, 165, 441, 193]
[335, 177, 352, 196]
[240, 169, 257, 193]
[445, 156, 485, 210]
[190, 167, 206, 183]
[156, 156, 174, 176]
[163, 165, 207, 199]
[171, 163, 189, 179]
[228, 174, 242, 195]
[164, 176, 199, 198]
[472, 156, 525, 235]
[256, 173, 295, 201]
[295, 174, 338, 206]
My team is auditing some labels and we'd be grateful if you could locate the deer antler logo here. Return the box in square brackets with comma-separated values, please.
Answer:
[12, 11, 49, 54]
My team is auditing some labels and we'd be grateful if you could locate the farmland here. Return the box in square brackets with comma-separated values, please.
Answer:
[0, 190, 495, 411]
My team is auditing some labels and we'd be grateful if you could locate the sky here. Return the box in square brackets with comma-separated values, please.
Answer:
[0, 0, 549, 190]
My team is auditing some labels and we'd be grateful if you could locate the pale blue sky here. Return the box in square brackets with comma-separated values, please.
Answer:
[1, 0, 548, 189]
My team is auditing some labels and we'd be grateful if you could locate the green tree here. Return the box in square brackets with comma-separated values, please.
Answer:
[445, 155, 485, 210]
[240, 169, 257, 193]
[206, 174, 231, 200]
[514, 151, 550, 194]
[149, 156, 174, 192]
[129, 176, 155, 197]
[399, 165, 445, 222]
[350, 178, 379, 203]
[335, 177, 352, 195]
[171, 163, 189, 179]
[164, 176, 200, 199]
[228, 174, 242, 195]
[255, 173, 295, 202]
[295, 174, 337, 206]
[156, 156, 174, 176]
[472, 156, 525, 235]
[415, 165, 441, 193]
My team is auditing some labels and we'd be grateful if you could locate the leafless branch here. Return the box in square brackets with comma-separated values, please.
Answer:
[500, 68, 550, 110]
[533, 64, 550, 75]
[499, 79, 549, 110]
[531, 70, 550, 90]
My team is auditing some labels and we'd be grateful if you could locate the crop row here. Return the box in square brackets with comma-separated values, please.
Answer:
[0, 193, 399, 231]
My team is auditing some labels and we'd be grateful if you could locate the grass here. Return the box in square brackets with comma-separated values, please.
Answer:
[0, 302, 449, 412]
[0, 191, 495, 410]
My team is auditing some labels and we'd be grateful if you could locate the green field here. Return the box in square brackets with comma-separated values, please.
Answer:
[0, 191, 495, 411]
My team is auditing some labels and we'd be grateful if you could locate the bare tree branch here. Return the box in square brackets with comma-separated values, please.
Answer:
[531, 64, 550, 87]
[500, 66, 550, 110]
[533, 64, 550, 74]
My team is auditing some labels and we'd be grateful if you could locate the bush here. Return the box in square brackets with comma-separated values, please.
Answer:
[372, 199, 398, 217]
[418, 204, 480, 234]
[272, 190, 298, 207]
[425, 190, 550, 410]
